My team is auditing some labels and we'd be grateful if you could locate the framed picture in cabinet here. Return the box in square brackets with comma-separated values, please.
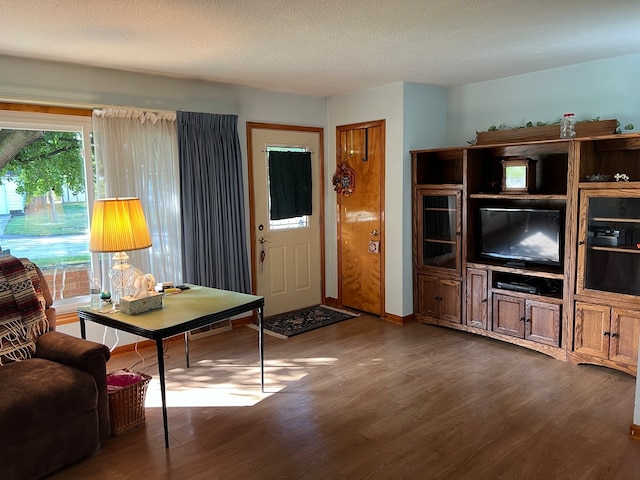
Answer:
[501, 157, 537, 193]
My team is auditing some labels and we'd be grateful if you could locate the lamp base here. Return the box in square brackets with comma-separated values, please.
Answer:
[109, 251, 135, 308]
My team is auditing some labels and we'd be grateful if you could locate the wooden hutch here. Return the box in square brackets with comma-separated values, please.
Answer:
[412, 132, 640, 376]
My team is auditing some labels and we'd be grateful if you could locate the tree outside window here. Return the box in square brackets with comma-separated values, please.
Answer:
[0, 112, 94, 311]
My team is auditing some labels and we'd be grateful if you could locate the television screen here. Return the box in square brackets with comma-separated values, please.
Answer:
[479, 207, 562, 266]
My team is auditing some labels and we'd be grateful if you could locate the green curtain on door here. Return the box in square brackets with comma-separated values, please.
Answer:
[268, 151, 312, 220]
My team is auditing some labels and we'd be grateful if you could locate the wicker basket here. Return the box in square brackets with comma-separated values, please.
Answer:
[106, 370, 152, 436]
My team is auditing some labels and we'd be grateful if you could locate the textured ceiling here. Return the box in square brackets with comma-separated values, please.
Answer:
[2, 0, 640, 97]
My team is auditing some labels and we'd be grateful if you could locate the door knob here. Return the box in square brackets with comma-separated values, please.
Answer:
[371, 229, 378, 236]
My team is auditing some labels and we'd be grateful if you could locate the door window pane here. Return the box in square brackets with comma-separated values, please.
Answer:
[266, 146, 309, 230]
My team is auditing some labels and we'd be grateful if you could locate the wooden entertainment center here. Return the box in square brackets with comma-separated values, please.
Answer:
[412, 132, 640, 376]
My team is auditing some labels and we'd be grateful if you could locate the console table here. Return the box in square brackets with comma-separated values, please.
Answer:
[77, 284, 265, 448]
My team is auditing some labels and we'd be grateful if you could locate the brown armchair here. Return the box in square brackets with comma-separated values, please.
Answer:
[0, 257, 111, 480]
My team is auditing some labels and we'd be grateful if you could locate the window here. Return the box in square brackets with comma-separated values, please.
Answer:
[266, 145, 309, 230]
[0, 110, 94, 313]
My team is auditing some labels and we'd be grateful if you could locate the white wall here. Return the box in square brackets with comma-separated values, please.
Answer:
[447, 53, 640, 147]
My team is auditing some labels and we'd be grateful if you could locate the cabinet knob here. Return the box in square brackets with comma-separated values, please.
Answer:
[481, 298, 487, 303]
[603, 331, 610, 337]
[610, 332, 618, 338]
[519, 317, 525, 322]
[578, 241, 585, 246]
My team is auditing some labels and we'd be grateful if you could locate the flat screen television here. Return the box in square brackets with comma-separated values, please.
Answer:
[479, 207, 562, 266]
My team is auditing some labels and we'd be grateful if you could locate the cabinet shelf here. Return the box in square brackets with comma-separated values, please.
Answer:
[412, 148, 463, 185]
[578, 181, 640, 190]
[415, 183, 463, 189]
[590, 216, 640, 223]
[424, 238, 456, 245]
[491, 288, 563, 304]
[469, 193, 567, 200]
[424, 207, 457, 212]
[588, 245, 640, 254]
[466, 261, 564, 280]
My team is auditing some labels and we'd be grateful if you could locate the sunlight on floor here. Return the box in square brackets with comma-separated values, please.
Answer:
[143, 356, 338, 408]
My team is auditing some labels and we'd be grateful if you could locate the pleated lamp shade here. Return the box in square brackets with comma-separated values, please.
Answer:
[89, 197, 152, 253]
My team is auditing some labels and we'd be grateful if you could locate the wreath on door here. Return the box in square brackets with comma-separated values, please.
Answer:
[332, 160, 356, 196]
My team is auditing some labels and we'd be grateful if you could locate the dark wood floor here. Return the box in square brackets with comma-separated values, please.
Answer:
[51, 315, 640, 479]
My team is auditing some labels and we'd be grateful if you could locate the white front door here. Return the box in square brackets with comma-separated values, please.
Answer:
[247, 124, 324, 317]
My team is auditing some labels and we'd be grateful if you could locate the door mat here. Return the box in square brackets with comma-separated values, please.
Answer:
[249, 305, 359, 339]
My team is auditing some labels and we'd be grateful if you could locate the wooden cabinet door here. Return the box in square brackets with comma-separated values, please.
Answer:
[466, 268, 488, 329]
[610, 308, 640, 367]
[439, 278, 461, 324]
[492, 293, 525, 338]
[574, 302, 610, 360]
[525, 300, 561, 347]
[417, 275, 439, 318]
[415, 189, 462, 274]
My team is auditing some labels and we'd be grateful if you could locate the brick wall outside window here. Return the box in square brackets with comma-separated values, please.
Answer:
[41, 264, 91, 301]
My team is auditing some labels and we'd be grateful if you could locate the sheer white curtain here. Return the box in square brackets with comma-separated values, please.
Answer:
[92, 108, 182, 287]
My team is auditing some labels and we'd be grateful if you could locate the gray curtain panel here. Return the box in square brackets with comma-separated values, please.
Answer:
[177, 111, 251, 293]
[268, 151, 312, 220]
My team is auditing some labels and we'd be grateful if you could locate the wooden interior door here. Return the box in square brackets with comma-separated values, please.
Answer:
[337, 120, 385, 316]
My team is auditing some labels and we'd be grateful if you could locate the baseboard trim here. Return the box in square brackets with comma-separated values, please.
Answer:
[323, 298, 415, 325]
[111, 334, 183, 356]
[231, 314, 254, 327]
[56, 311, 79, 326]
[382, 312, 414, 324]
[323, 297, 341, 308]
[630, 424, 640, 440]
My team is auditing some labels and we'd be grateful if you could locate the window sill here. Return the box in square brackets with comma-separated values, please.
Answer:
[53, 295, 90, 317]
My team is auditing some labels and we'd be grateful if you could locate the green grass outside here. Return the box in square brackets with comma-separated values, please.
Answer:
[3, 202, 89, 236]
[30, 255, 91, 268]
[2, 202, 90, 266]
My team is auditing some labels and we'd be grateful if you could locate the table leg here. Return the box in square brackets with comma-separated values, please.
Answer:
[184, 332, 190, 368]
[79, 317, 86, 339]
[156, 338, 170, 448]
[259, 306, 264, 392]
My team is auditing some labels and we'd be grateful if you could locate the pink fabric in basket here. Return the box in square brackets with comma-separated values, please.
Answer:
[106, 370, 145, 392]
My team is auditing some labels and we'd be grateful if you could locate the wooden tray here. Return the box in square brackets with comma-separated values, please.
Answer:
[476, 119, 618, 145]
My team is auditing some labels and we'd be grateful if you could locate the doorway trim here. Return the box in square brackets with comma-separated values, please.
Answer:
[246, 122, 326, 302]
[335, 119, 386, 316]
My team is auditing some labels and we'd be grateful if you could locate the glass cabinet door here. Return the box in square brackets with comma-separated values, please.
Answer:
[417, 189, 461, 272]
[578, 190, 640, 297]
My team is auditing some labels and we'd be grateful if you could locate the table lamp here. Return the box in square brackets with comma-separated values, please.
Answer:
[89, 197, 152, 309]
